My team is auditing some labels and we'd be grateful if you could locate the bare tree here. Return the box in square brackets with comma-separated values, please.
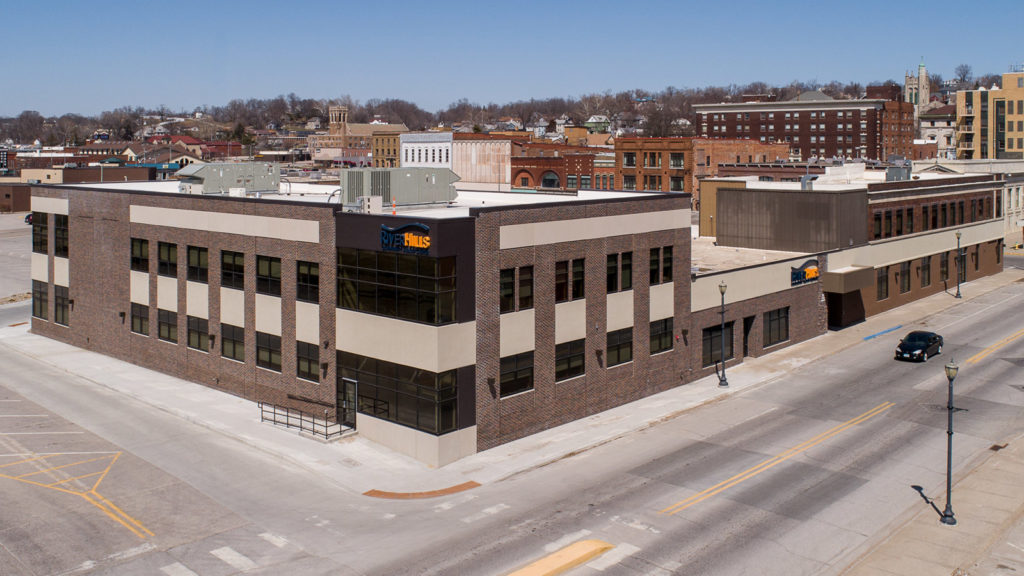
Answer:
[954, 64, 973, 86]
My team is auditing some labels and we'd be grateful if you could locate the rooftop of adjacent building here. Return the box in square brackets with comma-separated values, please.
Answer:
[707, 162, 996, 192]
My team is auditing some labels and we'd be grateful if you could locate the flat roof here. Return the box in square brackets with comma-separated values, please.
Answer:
[61, 180, 667, 218]
[690, 234, 808, 273]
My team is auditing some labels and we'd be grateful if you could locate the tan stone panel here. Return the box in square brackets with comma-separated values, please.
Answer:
[554, 299, 586, 344]
[606, 290, 634, 331]
[186, 281, 208, 319]
[31, 196, 68, 215]
[500, 209, 689, 250]
[649, 282, 674, 321]
[53, 256, 69, 287]
[129, 270, 149, 305]
[254, 294, 282, 336]
[129, 205, 319, 243]
[295, 301, 319, 344]
[220, 287, 245, 327]
[156, 276, 177, 311]
[31, 253, 48, 282]
[499, 309, 535, 357]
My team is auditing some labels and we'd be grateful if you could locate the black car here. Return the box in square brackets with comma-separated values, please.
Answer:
[24, 213, 32, 225]
[895, 330, 943, 362]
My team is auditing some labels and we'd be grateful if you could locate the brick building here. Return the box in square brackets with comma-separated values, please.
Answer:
[694, 86, 915, 162]
[956, 71, 1024, 160]
[30, 177, 826, 465]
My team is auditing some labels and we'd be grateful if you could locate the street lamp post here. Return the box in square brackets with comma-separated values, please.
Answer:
[954, 231, 962, 299]
[941, 360, 959, 526]
[718, 281, 729, 388]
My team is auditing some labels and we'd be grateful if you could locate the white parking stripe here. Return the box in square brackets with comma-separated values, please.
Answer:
[544, 529, 592, 552]
[0, 415, 47, 417]
[259, 532, 288, 548]
[0, 431, 82, 435]
[160, 563, 199, 576]
[588, 543, 641, 570]
[210, 546, 257, 571]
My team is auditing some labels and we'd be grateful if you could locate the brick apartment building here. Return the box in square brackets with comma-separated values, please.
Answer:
[29, 178, 826, 465]
[693, 85, 915, 162]
[956, 71, 1024, 160]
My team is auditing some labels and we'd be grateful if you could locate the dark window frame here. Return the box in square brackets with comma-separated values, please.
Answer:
[499, 351, 534, 397]
[297, 341, 319, 381]
[221, 323, 245, 362]
[221, 251, 245, 290]
[187, 316, 209, 351]
[256, 255, 282, 296]
[256, 331, 282, 372]
[336, 248, 457, 325]
[701, 322, 734, 368]
[763, 307, 789, 348]
[187, 246, 208, 283]
[606, 328, 633, 367]
[130, 303, 148, 335]
[157, 309, 178, 343]
[31, 212, 47, 254]
[53, 214, 69, 258]
[32, 280, 47, 320]
[157, 242, 177, 278]
[650, 317, 673, 355]
[54, 285, 69, 326]
[555, 338, 586, 381]
[131, 238, 149, 272]
[297, 261, 320, 303]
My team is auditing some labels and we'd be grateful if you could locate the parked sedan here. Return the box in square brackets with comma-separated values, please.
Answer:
[895, 330, 944, 362]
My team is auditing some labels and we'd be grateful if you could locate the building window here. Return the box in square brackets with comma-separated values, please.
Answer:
[623, 175, 636, 190]
[876, 266, 889, 301]
[606, 328, 633, 367]
[650, 317, 673, 355]
[567, 175, 578, 189]
[670, 153, 684, 168]
[580, 175, 591, 188]
[763, 307, 789, 348]
[873, 213, 882, 239]
[297, 341, 319, 381]
[337, 248, 456, 325]
[500, 351, 534, 397]
[921, 256, 931, 287]
[157, 242, 177, 277]
[555, 339, 586, 381]
[187, 246, 208, 283]
[650, 246, 673, 285]
[297, 261, 320, 303]
[500, 266, 533, 313]
[899, 261, 911, 293]
[32, 280, 47, 320]
[702, 322, 734, 367]
[256, 256, 281, 296]
[53, 214, 69, 258]
[221, 251, 245, 290]
[187, 316, 209, 351]
[256, 332, 282, 372]
[907, 207, 914, 234]
[607, 252, 632, 293]
[555, 258, 585, 303]
[158, 309, 177, 343]
[221, 323, 244, 362]
[129, 303, 148, 335]
[623, 152, 636, 167]
[31, 212, 47, 254]
[130, 238, 149, 272]
[940, 251, 949, 282]
[53, 285, 69, 326]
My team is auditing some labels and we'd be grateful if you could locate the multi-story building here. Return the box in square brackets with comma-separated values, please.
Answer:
[400, 132, 453, 169]
[694, 86, 915, 162]
[905, 61, 931, 129]
[451, 134, 512, 188]
[956, 71, 1024, 160]
[371, 129, 407, 168]
[914, 158, 1024, 242]
[702, 164, 1005, 327]
[614, 137, 789, 207]
[29, 174, 829, 465]
[308, 106, 407, 166]
[919, 104, 956, 159]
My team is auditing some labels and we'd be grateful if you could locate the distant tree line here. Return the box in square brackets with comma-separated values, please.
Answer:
[0, 66, 1005, 146]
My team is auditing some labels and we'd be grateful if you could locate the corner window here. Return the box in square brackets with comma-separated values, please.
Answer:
[187, 246, 208, 283]
[157, 242, 177, 277]
[606, 328, 633, 367]
[555, 339, 586, 381]
[131, 238, 149, 272]
[256, 332, 281, 372]
[256, 256, 281, 296]
[500, 351, 534, 397]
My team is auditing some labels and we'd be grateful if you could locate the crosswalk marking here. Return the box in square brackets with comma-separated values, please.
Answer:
[160, 562, 199, 576]
[461, 503, 510, 523]
[588, 543, 641, 570]
[544, 529, 592, 552]
[210, 546, 257, 571]
[259, 532, 288, 548]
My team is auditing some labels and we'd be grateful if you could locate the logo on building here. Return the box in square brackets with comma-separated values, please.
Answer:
[381, 223, 431, 254]
[791, 259, 820, 286]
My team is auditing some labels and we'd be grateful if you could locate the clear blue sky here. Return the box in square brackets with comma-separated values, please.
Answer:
[5, 0, 1022, 117]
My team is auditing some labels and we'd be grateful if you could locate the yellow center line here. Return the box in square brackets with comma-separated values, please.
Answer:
[47, 470, 103, 488]
[660, 401, 895, 516]
[0, 455, 47, 469]
[966, 327, 1024, 365]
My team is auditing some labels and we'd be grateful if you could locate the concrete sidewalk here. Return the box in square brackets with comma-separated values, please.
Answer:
[1, 267, 1022, 570]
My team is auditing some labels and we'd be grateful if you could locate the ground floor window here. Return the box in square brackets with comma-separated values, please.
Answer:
[131, 303, 148, 335]
[221, 323, 244, 362]
[555, 339, 586, 381]
[940, 251, 949, 281]
[606, 328, 633, 367]
[187, 316, 208, 351]
[899, 261, 911, 294]
[500, 351, 534, 397]
[650, 318, 673, 355]
[158, 309, 177, 343]
[702, 322, 734, 367]
[297, 341, 319, 381]
[921, 256, 931, 288]
[54, 286, 69, 326]
[256, 332, 281, 372]
[763, 307, 789, 348]
[32, 280, 47, 320]
[338, 351, 457, 435]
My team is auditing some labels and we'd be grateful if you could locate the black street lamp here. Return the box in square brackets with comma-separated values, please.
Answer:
[954, 231, 962, 299]
[718, 281, 729, 388]
[941, 360, 959, 526]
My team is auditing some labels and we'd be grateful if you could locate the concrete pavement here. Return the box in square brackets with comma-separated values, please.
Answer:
[1, 266, 1023, 575]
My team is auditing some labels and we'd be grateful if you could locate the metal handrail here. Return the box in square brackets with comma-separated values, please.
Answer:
[258, 402, 345, 440]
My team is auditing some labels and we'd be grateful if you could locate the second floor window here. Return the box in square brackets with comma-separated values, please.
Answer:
[32, 212, 47, 254]
[650, 246, 673, 285]
[54, 214, 69, 258]
[222, 251, 245, 290]
[607, 252, 632, 293]
[555, 259, 585, 303]
[187, 246, 208, 283]
[131, 238, 149, 272]
[499, 266, 533, 313]
[297, 261, 320, 303]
